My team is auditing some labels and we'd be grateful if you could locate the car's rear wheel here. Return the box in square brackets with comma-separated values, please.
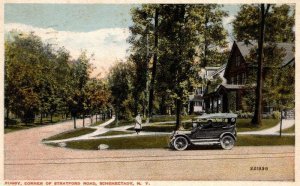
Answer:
[173, 136, 188, 151]
[220, 135, 235, 150]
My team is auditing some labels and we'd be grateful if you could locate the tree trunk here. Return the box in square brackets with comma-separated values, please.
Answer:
[50, 113, 53, 123]
[82, 114, 85, 127]
[174, 5, 185, 130]
[148, 8, 159, 118]
[5, 108, 9, 127]
[73, 116, 77, 129]
[203, 15, 209, 67]
[40, 113, 43, 124]
[252, 4, 269, 126]
[160, 96, 166, 115]
[95, 114, 98, 123]
[90, 115, 93, 125]
[175, 99, 182, 130]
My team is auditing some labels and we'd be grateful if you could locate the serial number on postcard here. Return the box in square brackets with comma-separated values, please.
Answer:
[250, 166, 269, 171]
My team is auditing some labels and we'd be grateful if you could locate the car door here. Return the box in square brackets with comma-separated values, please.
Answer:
[195, 124, 215, 139]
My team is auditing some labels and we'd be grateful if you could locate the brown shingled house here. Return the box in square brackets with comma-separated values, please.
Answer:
[203, 41, 294, 114]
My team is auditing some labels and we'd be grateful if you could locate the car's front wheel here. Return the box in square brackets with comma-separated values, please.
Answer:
[173, 136, 188, 151]
[220, 135, 235, 150]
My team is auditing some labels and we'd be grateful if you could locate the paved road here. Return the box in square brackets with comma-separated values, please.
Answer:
[4, 118, 295, 181]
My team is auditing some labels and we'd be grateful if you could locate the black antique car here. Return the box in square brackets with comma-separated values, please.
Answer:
[169, 113, 237, 150]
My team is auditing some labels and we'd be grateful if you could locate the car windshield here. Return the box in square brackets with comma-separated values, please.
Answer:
[192, 113, 237, 126]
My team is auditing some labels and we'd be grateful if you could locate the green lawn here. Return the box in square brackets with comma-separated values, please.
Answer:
[125, 119, 279, 133]
[236, 135, 294, 146]
[105, 120, 135, 128]
[149, 115, 196, 123]
[94, 130, 134, 137]
[56, 134, 294, 150]
[236, 119, 279, 132]
[281, 125, 295, 133]
[105, 115, 196, 129]
[65, 135, 170, 150]
[43, 128, 96, 141]
[89, 119, 109, 127]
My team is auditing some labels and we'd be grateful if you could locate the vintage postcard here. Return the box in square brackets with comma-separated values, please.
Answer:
[1, 0, 299, 185]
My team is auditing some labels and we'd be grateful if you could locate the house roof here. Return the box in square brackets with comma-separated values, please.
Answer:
[189, 95, 203, 101]
[211, 63, 227, 78]
[220, 84, 245, 90]
[236, 41, 295, 66]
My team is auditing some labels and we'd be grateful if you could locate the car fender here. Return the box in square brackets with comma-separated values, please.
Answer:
[173, 134, 191, 144]
[219, 132, 236, 141]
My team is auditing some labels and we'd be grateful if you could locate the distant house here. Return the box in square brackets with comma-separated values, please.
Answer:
[188, 66, 226, 114]
[203, 41, 294, 114]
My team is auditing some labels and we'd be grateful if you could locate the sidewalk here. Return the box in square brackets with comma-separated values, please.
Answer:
[238, 119, 295, 136]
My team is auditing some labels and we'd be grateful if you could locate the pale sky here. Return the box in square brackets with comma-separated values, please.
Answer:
[4, 4, 240, 77]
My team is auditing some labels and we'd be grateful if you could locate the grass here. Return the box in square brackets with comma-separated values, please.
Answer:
[124, 119, 279, 133]
[128, 123, 194, 132]
[236, 135, 295, 146]
[66, 135, 170, 150]
[89, 119, 109, 127]
[61, 134, 294, 150]
[105, 115, 197, 129]
[43, 128, 96, 141]
[281, 125, 295, 133]
[94, 130, 134, 137]
[236, 119, 279, 132]
[5, 116, 70, 134]
[105, 120, 135, 128]
[149, 115, 196, 123]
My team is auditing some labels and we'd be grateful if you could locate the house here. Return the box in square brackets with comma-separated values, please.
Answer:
[188, 65, 226, 114]
[203, 41, 295, 114]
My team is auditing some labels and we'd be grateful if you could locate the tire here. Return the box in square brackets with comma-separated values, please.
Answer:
[220, 135, 235, 150]
[169, 141, 175, 150]
[173, 136, 189, 151]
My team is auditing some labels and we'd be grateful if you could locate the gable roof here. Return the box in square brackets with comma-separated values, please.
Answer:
[235, 41, 295, 66]
[211, 63, 227, 78]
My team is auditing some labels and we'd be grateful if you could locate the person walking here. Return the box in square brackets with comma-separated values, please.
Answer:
[134, 113, 142, 134]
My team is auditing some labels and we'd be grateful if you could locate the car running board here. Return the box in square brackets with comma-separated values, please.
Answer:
[190, 138, 220, 145]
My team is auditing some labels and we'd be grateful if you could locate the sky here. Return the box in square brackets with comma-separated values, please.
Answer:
[4, 4, 240, 77]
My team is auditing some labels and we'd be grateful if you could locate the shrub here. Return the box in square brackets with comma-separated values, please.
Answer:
[272, 111, 281, 119]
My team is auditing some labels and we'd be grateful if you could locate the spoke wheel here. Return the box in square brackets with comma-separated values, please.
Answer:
[173, 136, 188, 151]
[220, 135, 235, 150]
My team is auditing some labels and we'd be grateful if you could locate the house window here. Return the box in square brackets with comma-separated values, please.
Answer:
[242, 73, 246, 84]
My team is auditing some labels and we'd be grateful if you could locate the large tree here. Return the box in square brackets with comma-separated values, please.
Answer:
[233, 4, 295, 125]
[107, 61, 135, 122]
[128, 4, 229, 129]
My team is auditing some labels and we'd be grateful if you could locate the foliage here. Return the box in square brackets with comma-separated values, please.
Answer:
[233, 4, 295, 43]
[227, 91, 237, 112]
[272, 111, 280, 119]
[5, 31, 111, 128]
[128, 4, 229, 127]
[233, 4, 295, 124]
[107, 61, 135, 120]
